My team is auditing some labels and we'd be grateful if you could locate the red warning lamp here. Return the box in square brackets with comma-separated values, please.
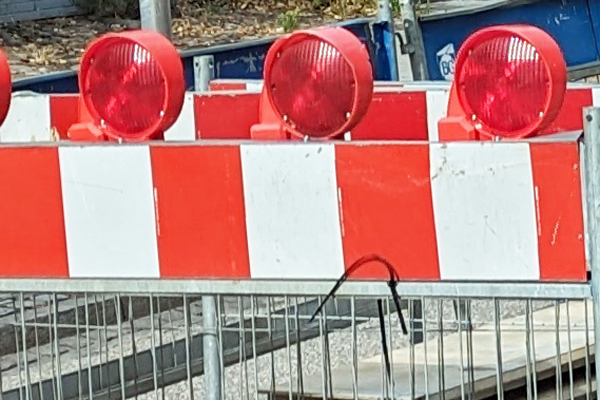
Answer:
[256, 26, 374, 140]
[438, 25, 567, 141]
[0, 48, 11, 128]
[69, 30, 185, 142]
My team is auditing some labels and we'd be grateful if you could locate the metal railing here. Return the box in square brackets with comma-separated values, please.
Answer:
[0, 281, 593, 400]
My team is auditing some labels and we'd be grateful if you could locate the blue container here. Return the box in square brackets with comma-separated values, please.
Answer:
[419, 0, 600, 81]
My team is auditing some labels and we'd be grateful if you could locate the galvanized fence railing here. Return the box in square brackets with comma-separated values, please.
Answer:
[1, 107, 600, 400]
[0, 281, 594, 400]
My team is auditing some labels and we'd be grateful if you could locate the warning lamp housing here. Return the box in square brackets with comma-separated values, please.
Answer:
[261, 26, 374, 140]
[0, 48, 11, 128]
[74, 30, 185, 142]
[439, 24, 567, 141]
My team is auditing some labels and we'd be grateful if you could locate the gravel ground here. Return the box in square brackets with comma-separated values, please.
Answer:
[0, 295, 561, 399]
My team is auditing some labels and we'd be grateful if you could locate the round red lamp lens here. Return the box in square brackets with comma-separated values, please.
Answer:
[0, 49, 11, 128]
[455, 25, 566, 138]
[79, 31, 185, 141]
[264, 27, 373, 139]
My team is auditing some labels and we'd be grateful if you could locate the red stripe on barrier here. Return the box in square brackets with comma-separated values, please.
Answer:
[209, 81, 250, 91]
[151, 145, 251, 278]
[194, 92, 259, 139]
[542, 89, 593, 135]
[351, 92, 429, 140]
[530, 142, 586, 281]
[50, 95, 79, 139]
[0, 147, 69, 277]
[335, 143, 440, 280]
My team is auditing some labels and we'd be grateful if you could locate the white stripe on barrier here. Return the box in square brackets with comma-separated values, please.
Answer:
[59, 146, 160, 278]
[240, 143, 345, 279]
[430, 142, 540, 280]
[164, 93, 196, 141]
[426, 90, 450, 142]
[0, 93, 52, 143]
[593, 88, 600, 106]
[246, 81, 264, 93]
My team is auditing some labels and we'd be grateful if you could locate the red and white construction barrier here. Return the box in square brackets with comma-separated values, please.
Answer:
[0, 140, 585, 281]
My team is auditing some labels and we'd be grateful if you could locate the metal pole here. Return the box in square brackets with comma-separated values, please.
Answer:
[195, 55, 215, 92]
[189, 52, 222, 400]
[582, 106, 600, 387]
[203, 296, 222, 400]
[400, 0, 429, 80]
[139, 0, 172, 40]
[377, 0, 399, 81]
[195, 52, 221, 400]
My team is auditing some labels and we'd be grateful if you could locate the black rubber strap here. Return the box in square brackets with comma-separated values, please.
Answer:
[309, 254, 409, 396]
[377, 298, 393, 386]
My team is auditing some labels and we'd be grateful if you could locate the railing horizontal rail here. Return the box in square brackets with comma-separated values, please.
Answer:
[0, 280, 591, 299]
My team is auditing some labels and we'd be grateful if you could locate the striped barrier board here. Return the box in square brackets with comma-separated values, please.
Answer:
[0, 91, 434, 143]
[1, 82, 599, 144]
[0, 140, 585, 281]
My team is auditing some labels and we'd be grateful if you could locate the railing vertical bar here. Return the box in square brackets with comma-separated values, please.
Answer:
[582, 106, 600, 400]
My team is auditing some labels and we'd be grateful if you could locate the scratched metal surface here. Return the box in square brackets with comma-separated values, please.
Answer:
[418, 0, 525, 18]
